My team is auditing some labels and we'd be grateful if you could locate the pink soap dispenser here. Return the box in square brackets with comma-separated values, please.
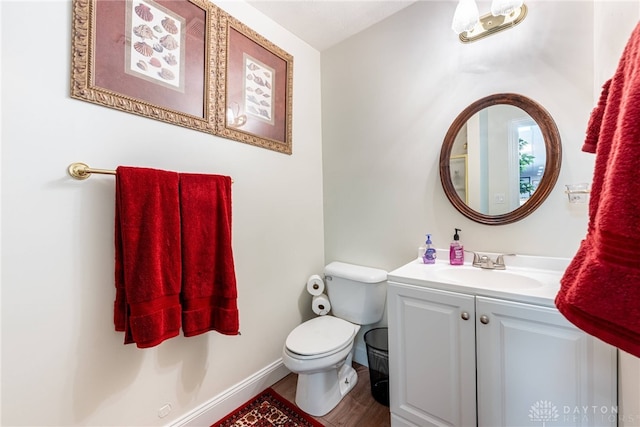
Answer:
[449, 228, 464, 265]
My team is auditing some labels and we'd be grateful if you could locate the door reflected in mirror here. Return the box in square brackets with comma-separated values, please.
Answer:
[440, 94, 561, 225]
[450, 105, 546, 215]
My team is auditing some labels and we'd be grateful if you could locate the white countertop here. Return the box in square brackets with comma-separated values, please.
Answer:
[387, 251, 571, 307]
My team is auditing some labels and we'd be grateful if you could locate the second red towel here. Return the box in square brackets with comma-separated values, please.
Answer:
[180, 173, 239, 337]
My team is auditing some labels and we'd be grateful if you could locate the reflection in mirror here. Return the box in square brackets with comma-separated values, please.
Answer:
[440, 94, 561, 225]
[451, 105, 546, 215]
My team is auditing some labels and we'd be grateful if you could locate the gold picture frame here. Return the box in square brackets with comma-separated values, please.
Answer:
[215, 12, 293, 154]
[70, 0, 218, 134]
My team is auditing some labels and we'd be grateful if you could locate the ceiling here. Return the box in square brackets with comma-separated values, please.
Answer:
[245, 0, 419, 51]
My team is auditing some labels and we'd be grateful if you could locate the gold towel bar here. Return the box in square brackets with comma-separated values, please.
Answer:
[67, 162, 234, 182]
[67, 162, 116, 180]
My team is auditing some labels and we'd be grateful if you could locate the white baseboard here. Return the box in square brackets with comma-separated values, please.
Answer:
[168, 359, 291, 427]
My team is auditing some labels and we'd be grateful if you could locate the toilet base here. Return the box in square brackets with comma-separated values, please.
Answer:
[294, 356, 358, 417]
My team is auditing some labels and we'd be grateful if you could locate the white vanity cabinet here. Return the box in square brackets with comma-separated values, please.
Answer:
[387, 283, 476, 427]
[388, 280, 618, 427]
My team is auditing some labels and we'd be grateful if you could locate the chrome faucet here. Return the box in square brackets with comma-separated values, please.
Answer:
[471, 252, 515, 270]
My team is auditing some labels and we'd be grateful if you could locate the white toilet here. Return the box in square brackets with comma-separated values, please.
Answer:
[282, 261, 387, 416]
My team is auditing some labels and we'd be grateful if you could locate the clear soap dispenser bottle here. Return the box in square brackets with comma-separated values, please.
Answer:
[449, 228, 464, 265]
[423, 234, 436, 264]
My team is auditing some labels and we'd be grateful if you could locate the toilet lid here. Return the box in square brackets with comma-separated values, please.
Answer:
[286, 316, 357, 356]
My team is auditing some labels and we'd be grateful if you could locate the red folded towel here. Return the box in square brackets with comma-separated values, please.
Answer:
[555, 22, 640, 358]
[179, 173, 239, 337]
[114, 166, 182, 348]
[581, 78, 611, 154]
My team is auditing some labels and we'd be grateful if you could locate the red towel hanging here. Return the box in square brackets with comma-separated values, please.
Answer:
[556, 22, 640, 358]
[180, 173, 239, 337]
[114, 166, 182, 348]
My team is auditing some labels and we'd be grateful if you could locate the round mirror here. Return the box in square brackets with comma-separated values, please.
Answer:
[439, 93, 562, 225]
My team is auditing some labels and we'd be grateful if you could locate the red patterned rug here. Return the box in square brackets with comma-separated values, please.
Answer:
[211, 388, 324, 427]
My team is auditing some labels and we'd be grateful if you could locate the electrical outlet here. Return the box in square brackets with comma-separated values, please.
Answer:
[158, 403, 172, 418]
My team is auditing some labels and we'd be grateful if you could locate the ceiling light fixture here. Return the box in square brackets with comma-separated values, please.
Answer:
[451, 0, 480, 35]
[491, 0, 524, 16]
[452, 0, 527, 43]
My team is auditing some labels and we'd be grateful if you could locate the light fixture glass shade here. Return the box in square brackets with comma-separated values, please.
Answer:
[451, 0, 480, 34]
[490, 0, 523, 16]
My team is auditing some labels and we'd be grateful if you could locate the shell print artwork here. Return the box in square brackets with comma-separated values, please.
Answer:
[161, 17, 179, 35]
[251, 74, 266, 87]
[134, 41, 154, 57]
[163, 53, 177, 66]
[128, 0, 184, 90]
[149, 57, 161, 68]
[159, 35, 179, 50]
[135, 3, 153, 21]
[159, 68, 175, 81]
[133, 24, 156, 40]
[243, 56, 275, 123]
[247, 105, 271, 120]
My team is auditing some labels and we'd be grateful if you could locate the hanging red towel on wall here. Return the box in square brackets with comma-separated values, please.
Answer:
[180, 173, 239, 337]
[555, 22, 640, 358]
[114, 167, 182, 348]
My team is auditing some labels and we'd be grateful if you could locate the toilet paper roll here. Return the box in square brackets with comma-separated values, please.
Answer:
[312, 294, 331, 316]
[306, 274, 325, 296]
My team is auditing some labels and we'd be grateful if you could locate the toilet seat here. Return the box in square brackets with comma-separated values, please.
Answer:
[285, 316, 357, 358]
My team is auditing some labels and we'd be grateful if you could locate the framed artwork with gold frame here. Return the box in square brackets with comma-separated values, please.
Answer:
[215, 12, 293, 155]
[70, 0, 217, 134]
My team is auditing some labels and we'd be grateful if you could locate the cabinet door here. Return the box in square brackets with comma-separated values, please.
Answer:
[388, 283, 476, 427]
[476, 296, 617, 427]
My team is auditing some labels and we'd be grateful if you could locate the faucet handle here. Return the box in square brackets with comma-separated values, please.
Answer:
[470, 251, 482, 267]
[494, 253, 516, 268]
[470, 252, 494, 269]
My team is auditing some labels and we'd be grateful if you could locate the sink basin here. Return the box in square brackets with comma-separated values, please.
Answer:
[433, 266, 545, 289]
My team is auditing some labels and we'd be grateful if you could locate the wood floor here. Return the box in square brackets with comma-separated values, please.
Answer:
[271, 363, 391, 427]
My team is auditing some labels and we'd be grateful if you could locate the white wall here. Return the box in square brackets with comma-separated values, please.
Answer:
[322, 0, 597, 269]
[1, 1, 323, 425]
[3, 0, 639, 425]
[321, 0, 639, 423]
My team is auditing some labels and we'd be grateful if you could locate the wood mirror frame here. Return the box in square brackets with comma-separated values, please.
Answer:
[439, 93, 562, 225]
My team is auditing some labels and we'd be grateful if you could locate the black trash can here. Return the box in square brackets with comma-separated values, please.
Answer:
[364, 327, 389, 406]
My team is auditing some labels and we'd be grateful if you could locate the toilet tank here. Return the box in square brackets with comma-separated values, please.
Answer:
[323, 262, 387, 325]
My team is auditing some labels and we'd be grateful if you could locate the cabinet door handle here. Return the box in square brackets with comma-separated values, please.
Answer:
[480, 315, 490, 324]
[461, 311, 470, 321]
